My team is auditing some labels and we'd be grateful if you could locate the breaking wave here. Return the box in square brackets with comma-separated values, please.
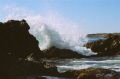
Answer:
[0, 5, 96, 56]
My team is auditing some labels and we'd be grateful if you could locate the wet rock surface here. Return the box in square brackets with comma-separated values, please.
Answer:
[43, 46, 87, 59]
[84, 34, 120, 56]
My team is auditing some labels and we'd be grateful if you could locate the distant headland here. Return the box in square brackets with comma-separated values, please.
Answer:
[86, 33, 120, 38]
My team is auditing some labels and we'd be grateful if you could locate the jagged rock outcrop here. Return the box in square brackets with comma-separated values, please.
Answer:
[0, 19, 43, 60]
[83, 34, 120, 56]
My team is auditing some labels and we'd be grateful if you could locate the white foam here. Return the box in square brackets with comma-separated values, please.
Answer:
[73, 60, 120, 64]
[57, 64, 95, 72]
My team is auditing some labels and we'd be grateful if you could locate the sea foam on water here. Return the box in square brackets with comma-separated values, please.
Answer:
[1, 5, 96, 56]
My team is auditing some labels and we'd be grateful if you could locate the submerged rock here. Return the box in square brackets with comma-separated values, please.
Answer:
[83, 34, 120, 56]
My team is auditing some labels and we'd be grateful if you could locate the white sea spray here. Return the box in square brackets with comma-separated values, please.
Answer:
[1, 5, 96, 56]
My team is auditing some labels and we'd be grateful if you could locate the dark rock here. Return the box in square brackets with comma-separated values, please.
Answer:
[34, 77, 47, 79]
[83, 34, 120, 56]
[43, 46, 86, 59]
[0, 59, 59, 79]
[0, 19, 43, 59]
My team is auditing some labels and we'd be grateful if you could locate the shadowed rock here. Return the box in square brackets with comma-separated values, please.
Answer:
[0, 59, 59, 79]
[0, 19, 43, 60]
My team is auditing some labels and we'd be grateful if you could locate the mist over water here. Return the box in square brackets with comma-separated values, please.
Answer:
[1, 5, 96, 56]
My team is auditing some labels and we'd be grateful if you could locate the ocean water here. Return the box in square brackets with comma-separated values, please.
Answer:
[43, 38, 120, 79]
[45, 38, 120, 72]
[46, 56, 120, 73]
[88, 37, 106, 43]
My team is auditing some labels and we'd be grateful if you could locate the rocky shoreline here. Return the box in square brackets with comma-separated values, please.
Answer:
[0, 20, 120, 79]
[84, 34, 120, 57]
